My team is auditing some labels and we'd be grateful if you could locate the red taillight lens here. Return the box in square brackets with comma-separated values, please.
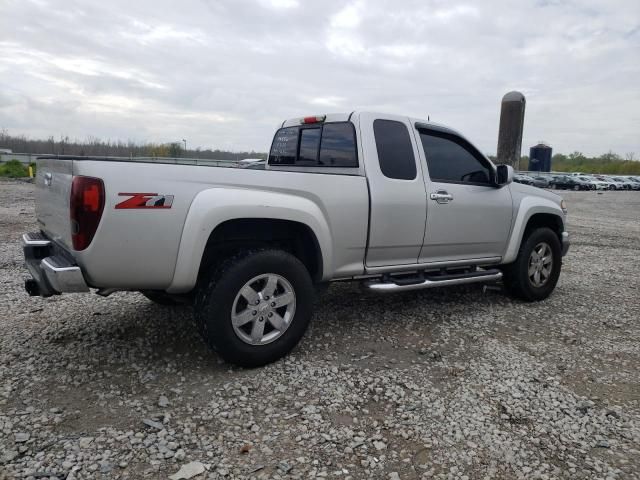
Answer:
[301, 115, 326, 124]
[70, 176, 105, 250]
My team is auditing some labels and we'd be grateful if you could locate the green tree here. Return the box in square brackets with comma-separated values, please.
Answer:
[568, 151, 586, 162]
[168, 142, 183, 158]
[598, 151, 621, 163]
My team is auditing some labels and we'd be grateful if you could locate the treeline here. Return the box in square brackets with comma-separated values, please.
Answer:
[2, 131, 638, 174]
[547, 151, 640, 174]
[490, 151, 640, 174]
[0, 131, 267, 161]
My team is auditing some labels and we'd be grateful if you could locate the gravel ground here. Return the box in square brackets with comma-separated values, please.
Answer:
[1, 179, 639, 480]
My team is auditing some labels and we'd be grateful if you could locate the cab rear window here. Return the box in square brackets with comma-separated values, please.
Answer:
[268, 122, 358, 168]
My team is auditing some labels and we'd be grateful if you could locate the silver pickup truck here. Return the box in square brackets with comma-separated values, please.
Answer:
[22, 112, 569, 366]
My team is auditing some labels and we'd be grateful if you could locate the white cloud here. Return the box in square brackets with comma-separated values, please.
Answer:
[309, 96, 346, 107]
[433, 4, 479, 21]
[330, 2, 363, 29]
[122, 21, 208, 46]
[258, 0, 299, 9]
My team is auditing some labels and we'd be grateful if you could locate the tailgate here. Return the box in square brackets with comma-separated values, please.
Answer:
[35, 158, 74, 251]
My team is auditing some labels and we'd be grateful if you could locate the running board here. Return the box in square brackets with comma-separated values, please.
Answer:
[364, 269, 503, 293]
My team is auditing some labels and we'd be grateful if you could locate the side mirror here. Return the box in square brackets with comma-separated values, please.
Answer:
[496, 164, 514, 186]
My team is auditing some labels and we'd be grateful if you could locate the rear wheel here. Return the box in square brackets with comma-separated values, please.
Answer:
[502, 227, 562, 301]
[194, 249, 314, 367]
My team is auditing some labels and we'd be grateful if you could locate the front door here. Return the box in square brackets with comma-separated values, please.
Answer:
[416, 127, 513, 263]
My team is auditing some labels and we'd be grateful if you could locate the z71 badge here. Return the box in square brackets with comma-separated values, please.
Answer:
[115, 193, 174, 209]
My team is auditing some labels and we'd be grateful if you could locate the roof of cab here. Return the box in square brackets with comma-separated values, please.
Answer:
[277, 111, 491, 163]
[280, 111, 461, 136]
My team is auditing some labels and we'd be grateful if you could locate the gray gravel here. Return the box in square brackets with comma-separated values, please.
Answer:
[1, 179, 639, 479]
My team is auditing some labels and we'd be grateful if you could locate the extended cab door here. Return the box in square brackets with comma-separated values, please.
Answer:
[359, 113, 427, 267]
[415, 125, 512, 263]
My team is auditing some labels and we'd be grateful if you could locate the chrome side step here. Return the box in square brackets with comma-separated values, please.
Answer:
[23, 232, 51, 247]
[364, 269, 503, 293]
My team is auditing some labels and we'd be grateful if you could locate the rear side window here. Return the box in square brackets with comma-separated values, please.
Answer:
[373, 119, 417, 180]
[268, 122, 358, 168]
[319, 123, 358, 167]
[419, 130, 491, 185]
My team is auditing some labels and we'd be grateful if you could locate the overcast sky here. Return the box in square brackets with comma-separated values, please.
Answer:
[1, 0, 639, 156]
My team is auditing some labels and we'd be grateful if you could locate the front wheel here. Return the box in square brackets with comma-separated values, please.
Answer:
[502, 227, 562, 301]
[194, 249, 314, 367]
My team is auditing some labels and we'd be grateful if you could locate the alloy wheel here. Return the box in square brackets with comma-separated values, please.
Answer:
[528, 242, 553, 288]
[231, 273, 296, 345]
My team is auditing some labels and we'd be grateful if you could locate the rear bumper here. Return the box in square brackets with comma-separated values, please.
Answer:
[561, 231, 570, 256]
[22, 232, 89, 297]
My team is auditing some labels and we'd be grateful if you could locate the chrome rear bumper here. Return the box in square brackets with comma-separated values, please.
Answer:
[23, 232, 89, 297]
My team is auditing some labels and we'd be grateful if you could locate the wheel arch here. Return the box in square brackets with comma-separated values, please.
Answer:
[523, 212, 564, 238]
[197, 218, 324, 285]
[166, 188, 332, 293]
[503, 198, 565, 264]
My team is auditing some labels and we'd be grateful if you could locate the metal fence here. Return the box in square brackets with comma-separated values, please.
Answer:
[0, 153, 241, 167]
[0, 153, 42, 164]
[517, 171, 597, 177]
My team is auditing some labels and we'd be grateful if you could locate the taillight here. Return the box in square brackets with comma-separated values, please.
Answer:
[70, 176, 105, 250]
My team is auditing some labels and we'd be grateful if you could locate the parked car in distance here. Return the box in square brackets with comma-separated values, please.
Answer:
[578, 176, 607, 190]
[530, 175, 551, 188]
[550, 175, 592, 190]
[238, 158, 266, 169]
[514, 174, 535, 186]
[595, 176, 625, 190]
[612, 176, 639, 190]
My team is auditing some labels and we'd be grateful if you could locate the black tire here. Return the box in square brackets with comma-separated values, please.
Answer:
[141, 291, 184, 306]
[194, 249, 314, 367]
[502, 227, 562, 302]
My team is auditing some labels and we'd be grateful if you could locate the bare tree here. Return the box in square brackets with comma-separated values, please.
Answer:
[0, 131, 268, 160]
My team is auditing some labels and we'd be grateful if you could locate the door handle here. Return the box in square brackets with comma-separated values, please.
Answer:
[430, 190, 453, 204]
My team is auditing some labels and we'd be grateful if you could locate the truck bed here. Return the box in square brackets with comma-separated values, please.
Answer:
[33, 156, 370, 292]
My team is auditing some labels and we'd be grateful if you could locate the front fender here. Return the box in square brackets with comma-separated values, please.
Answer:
[502, 196, 565, 264]
[166, 187, 332, 293]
